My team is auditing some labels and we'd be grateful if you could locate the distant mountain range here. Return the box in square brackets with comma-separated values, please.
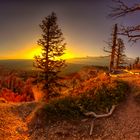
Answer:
[0, 56, 134, 73]
[66, 56, 110, 66]
[66, 56, 134, 66]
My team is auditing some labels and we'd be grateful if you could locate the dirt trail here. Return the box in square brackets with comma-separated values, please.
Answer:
[88, 75, 140, 140]
[0, 75, 140, 140]
[97, 79, 140, 140]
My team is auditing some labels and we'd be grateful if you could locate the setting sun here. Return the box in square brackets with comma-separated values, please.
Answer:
[61, 51, 75, 59]
[27, 46, 42, 59]
[25, 45, 75, 60]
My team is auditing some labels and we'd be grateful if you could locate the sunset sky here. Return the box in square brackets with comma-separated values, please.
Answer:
[0, 0, 140, 59]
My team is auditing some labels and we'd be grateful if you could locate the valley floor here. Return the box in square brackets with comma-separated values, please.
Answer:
[0, 73, 140, 140]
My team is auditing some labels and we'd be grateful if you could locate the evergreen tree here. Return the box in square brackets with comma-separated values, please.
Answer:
[34, 12, 66, 100]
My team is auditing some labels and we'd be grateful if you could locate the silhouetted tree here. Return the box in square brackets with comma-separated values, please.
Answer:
[135, 57, 140, 65]
[104, 24, 118, 72]
[34, 12, 66, 100]
[109, 0, 140, 42]
[116, 38, 126, 69]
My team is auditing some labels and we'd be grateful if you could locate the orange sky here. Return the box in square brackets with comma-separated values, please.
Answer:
[1, 41, 94, 60]
[1, 0, 139, 59]
[27, 45, 87, 60]
[3, 44, 78, 60]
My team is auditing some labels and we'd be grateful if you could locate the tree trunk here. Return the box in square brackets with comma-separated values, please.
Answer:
[45, 23, 50, 100]
[116, 43, 121, 69]
[109, 24, 118, 72]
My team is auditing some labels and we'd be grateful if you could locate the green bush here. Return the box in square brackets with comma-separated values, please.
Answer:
[44, 96, 82, 119]
[43, 80, 128, 119]
[92, 80, 128, 112]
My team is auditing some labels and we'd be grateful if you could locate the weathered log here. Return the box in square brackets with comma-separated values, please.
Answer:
[84, 105, 116, 118]
[83, 105, 116, 136]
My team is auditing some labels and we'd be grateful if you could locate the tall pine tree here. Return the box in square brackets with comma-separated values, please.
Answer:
[34, 12, 66, 100]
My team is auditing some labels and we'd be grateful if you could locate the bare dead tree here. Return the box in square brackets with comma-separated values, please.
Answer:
[109, 0, 140, 42]
[104, 24, 118, 72]
[116, 38, 126, 69]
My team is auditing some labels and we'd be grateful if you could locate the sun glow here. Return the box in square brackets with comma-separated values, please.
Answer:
[27, 46, 42, 59]
[61, 51, 75, 59]
[25, 45, 75, 60]
[0, 43, 79, 60]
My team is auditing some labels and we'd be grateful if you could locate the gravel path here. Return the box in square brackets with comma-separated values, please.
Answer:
[98, 90, 140, 140]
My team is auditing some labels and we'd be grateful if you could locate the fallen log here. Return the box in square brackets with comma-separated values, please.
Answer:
[84, 105, 116, 118]
[83, 105, 117, 136]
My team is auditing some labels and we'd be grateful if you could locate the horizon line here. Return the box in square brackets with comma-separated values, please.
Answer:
[0, 55, 134, 60]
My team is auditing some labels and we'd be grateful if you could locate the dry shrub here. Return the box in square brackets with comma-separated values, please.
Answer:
[0, 74, 34, 102]
[0, 86, 34, 102]
[70, 73, 112, 96]
[0, 88, 25, 102]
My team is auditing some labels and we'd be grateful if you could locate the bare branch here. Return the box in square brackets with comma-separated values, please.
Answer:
[109, 0, 140, 19]
[118, 25, 140, 42]
[103, 47, 111, 53]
